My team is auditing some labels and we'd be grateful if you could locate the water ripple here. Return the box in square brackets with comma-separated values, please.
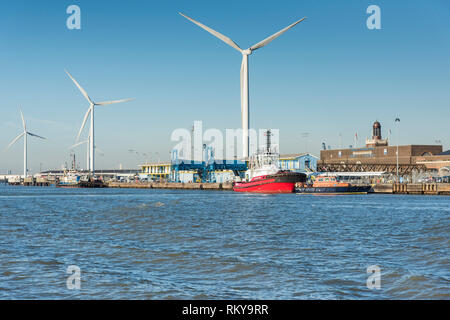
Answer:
[0, 186, 449, 299]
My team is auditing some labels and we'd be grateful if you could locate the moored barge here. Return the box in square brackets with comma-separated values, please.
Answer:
[295, 176, 371, 194]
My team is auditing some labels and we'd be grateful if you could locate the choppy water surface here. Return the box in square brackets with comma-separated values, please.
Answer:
[0, 184, 448, 299]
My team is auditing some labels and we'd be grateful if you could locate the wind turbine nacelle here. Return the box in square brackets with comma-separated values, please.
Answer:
[242, 49, 252, 55]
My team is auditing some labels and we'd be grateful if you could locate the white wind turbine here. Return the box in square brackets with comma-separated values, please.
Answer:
[65, 69, 134, 175]
[6, 109, 46, 178]
[180, 13, 306, 159]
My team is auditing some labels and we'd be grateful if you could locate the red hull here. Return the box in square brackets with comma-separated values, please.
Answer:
[233, 172, 306, 194]
[233, 179, 296, 194]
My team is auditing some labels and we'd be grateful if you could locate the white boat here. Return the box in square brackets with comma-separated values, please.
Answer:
[7, 176, 22, 185]
[57, 171, 81, 187]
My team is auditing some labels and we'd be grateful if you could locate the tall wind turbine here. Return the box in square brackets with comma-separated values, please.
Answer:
[65, 70, 134, 175]
[6, 109, 46, 178]
[180, 13, 306, 159]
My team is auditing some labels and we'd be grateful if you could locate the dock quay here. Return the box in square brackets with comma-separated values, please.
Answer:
[107, 182, 234, 190]
[106, 181, 450, 194]
[373, 183, 450, 195]
[4, 178, 449, 194]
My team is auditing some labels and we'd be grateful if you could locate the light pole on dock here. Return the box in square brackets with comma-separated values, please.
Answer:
[301, 132, 310, 153]
[395, 117, 401, 182]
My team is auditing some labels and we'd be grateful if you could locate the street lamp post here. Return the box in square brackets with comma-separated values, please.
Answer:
[301, 132, 309, 153]
[395, 117, 401, 182]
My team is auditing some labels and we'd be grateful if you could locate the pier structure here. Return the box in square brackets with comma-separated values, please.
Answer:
[2, 175, 52, 186]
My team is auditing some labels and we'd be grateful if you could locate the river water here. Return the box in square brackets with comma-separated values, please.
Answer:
[0, 184, 448, 299]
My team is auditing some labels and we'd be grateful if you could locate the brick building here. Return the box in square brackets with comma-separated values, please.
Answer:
[318, 121, 448, 174]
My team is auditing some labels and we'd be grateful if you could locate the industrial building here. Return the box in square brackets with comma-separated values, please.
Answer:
[279, 153, 318, 173]
[318, 121, 449, 175]
[140, 146, 247, 183]
[140, 163, 171, 181]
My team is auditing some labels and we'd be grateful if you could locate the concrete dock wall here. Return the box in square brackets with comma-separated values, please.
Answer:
[7, 179, 450, 195]
[373, 183, 450, 195]
[107, 182, 234, 191]
[108, 182, 449, 194]
[373, 184, 393, 194]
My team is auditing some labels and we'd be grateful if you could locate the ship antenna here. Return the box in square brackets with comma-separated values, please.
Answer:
[265, 129, 272, 153]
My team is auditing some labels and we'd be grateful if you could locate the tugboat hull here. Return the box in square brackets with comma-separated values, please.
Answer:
[234, 172, 306, 194]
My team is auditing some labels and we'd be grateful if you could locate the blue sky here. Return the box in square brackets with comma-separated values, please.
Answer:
[1, 0, 449, 173]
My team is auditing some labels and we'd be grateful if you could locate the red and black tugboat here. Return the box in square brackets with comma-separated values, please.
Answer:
[233, 130, 306, 193]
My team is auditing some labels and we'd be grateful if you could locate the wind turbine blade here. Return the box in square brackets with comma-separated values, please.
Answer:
[76, 107, 91, 141]
[250, 17, 306, 51]
[179, 12, 242, 52]
[65, 69, 93, 104]
[95, 146, 105, 155]
[69, 140, 88, 149]
[95, 98, 135, 106]
[27, 132, 46, 140]
[6, 132, 25, 150]
[19, 109, 26, 130]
